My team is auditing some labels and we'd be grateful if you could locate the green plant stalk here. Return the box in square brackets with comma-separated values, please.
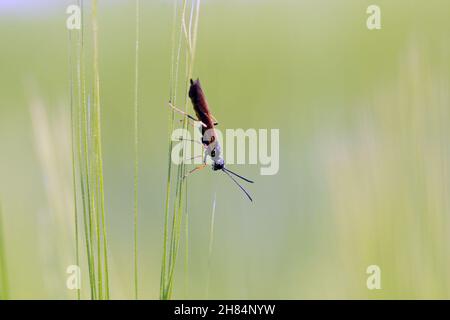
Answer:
[0, 203, 9, 300]
[167, 163, 185, 295]
[169, 0, 201, 297]
[92, 0, 110, 299]
[166, 106, 189, 298]
[164, 170, 180, 299]
[82, 82, 97, 300]
[91, 106, 103, 300]
[160, 0, 183, 300]
[161, 0, 201, 300]
[82, 88, 97, 299]
[160, 115, 175, 299]
[77, 93, 95, 300]
[68, 29, 81, 300]
[184, 186, 189, 298]
[133, 0, 140, 300]
[167, 95, 190, 299]
[166, 174, 185, 298]
[78, 0, 97, 299]
[171, 172, 190, 297]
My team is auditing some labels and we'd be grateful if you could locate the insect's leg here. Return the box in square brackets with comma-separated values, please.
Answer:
[168, 102, 195, 120]
[177, 137, 206, 148]
[183, 163, 207, 179]
[177, 138, 206, 163]
[168, 102, 206, 128]
[182, 154, 203, 164]
[179, 118, 203, 129]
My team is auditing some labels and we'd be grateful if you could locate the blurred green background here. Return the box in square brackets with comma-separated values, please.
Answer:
[0, 0, 450, 299]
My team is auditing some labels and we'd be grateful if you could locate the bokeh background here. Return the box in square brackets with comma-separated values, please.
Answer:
[1, 0, 450, 299]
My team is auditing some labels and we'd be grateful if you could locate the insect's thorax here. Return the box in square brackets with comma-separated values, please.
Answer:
[201, 126, 219, 146]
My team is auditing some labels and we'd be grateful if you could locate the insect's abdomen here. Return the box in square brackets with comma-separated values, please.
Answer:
[189, 79, 215, 130]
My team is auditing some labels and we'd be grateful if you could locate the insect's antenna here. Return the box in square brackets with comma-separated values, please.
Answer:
[223, 167, 254, 184]
[222, 169, 253, 202]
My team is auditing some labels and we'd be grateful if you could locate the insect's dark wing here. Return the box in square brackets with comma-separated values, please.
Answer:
[189, 78, 215, 128]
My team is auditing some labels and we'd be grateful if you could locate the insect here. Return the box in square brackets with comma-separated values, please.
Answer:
[169, 78, 254, 202]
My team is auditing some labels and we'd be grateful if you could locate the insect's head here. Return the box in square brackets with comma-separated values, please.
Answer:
[212, 157, 224, 171]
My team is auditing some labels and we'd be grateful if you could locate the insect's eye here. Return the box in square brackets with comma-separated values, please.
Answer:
[211, 150, 216, 157]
